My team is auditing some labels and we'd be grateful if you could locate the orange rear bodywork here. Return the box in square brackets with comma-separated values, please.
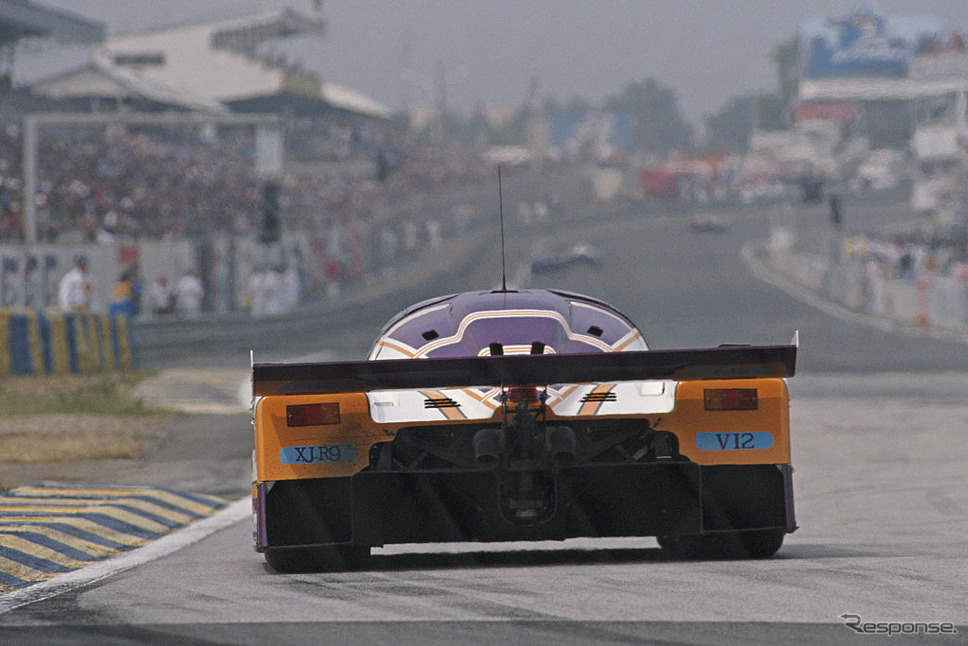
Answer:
[664, 378, 790, 466]
[254, 376, 791, 483]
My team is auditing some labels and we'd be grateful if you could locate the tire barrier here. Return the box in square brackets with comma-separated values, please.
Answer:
[0, 309, 136, 376]
[0, 484, 227, 594]
[0, 309, 43, 376]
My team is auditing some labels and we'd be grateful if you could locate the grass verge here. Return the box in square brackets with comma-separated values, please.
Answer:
[0, 372, 163, 416]
[0, 372, 173, 468]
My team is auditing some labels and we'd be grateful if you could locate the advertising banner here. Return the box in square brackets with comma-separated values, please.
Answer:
[791, 103, 862, 125]
[548, 112, 635, 153]
[808, 8, 910, 78]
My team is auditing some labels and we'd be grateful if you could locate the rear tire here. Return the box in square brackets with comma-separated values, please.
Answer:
[265, 545, 370, 573]
[658, 529, 784, 560]
[737, 529, 785, 559]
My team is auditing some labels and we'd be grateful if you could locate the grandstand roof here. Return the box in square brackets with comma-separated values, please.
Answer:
[323, 82, 393, 119]
[0, 0, 103, 45]
[102, 9, 390, 120]
[30, 53, 226, 112]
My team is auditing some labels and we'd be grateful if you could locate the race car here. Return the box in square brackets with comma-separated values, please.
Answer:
[251, 288, 797, 572]
[686, 213, 730, 233]
[530, 242, 603, 273]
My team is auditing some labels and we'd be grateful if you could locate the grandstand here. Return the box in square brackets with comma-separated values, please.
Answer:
[96, 8, 389, 119]
[20, 7, 390, 121]
[29, 54, 226, 113]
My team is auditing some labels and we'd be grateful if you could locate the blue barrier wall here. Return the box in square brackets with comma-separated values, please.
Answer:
[0, 309, 137, 376]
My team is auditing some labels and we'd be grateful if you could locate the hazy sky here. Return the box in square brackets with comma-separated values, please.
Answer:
[27, 1, 968, 126]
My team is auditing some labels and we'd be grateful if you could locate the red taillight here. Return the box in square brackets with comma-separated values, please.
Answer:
[506, 386, 539, 402]
[704, 388, 758, 411]
[286, 403, 340, 426]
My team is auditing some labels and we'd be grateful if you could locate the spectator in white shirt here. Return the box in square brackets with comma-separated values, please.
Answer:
[174, 270, 204, 318]
[146, 273, 173, 317]
[58, 255, 94, 313]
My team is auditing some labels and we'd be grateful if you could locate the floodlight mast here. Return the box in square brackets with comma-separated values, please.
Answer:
[499, 165, 507, 292]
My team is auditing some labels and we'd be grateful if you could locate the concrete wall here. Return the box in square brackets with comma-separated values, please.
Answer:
[769, 249, 968, 333]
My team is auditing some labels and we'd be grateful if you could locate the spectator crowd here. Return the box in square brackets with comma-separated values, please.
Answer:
[0, 118, 489, 245]
[0, 105, 502, 318]
[842, 230, 968, 284]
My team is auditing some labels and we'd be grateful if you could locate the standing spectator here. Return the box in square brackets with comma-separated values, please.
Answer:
[174, 269, 204, 318]
[247, 266, 267, 317]
[58, 255, 94, 312]
[426, 218, 442, 249]
[146, 274, 173, 316]
[108, 266, 141, 318]
[260, 264, 291, 317]
[325, 259, 342, 298]
[829, 193, 842, 229]
[284, 263, 301, 311]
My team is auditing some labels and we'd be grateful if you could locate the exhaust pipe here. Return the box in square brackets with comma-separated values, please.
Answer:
[473, 428, 501, 466]
[547, 426, 576, 466]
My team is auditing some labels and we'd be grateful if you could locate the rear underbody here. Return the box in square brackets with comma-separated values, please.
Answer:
[255, 460, 795, 561]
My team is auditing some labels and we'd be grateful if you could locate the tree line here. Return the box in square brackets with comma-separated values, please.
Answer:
[424, 35, 802, 155]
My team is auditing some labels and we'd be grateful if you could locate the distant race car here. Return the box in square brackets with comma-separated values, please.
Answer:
[530, 242, 602, 273]
[251, 288, 797, 572]
[686, 213, 730, 232]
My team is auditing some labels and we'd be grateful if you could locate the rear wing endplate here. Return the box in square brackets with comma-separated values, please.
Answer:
[252, 344, 796, 397]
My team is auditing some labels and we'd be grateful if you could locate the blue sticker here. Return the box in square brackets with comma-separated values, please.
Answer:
[280, 444, 358, 465]
[695, 432, 774, 451]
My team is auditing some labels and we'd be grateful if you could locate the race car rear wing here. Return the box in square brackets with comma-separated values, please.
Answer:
[252, 344, 797, 397]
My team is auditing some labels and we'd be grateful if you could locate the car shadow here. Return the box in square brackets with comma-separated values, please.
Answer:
[258, 542, 890, 575]
[364, 542, 891, 571]
[367, 546, 679, 571]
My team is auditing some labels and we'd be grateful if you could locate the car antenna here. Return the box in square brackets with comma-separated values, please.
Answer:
[499, 165, 507, 292]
